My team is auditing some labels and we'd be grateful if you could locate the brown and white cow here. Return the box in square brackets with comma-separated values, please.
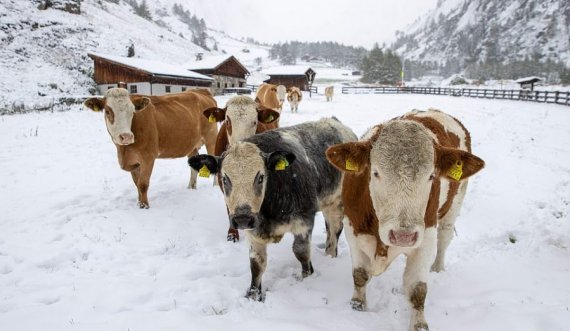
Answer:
[84, 88, 218, 209]
[325, 86, 334, 102]
[287, 86, 302, 113]
[276, 85, 287, 110]
[202, 95, 280, 242]
[326, 109, 484, 331]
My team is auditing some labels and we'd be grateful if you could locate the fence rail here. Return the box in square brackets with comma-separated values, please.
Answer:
[247, 85, 318, 95]
[341, 86, 570, 106]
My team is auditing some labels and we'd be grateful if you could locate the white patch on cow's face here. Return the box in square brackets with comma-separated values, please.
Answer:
[225, 96, 259, 146]
[369, 121, 436, 249]
[220, 142, 267, 218]
[104, 88, 136, 145]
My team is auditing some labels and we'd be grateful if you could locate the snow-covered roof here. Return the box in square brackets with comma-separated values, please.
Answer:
[263, 66, 315, 76]
[88, 53, 213, 81]
[185, 55, 233, 70]
[515, 76, 542, 83]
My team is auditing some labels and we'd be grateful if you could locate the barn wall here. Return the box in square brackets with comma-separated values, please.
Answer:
[211, 75, 247, 95]
[266, 76, 309, 91]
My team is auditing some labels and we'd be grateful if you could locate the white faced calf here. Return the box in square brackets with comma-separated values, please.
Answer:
[326, 110, 485, 331]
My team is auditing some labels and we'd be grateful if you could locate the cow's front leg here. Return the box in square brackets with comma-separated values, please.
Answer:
[404, 228, 437, 331]
[349, 247, 371, 311]
[292, 233, 314, 278]
[187, 150, 198, 189]
[246, 237, 267, 301]
[137, 160, 154, 209]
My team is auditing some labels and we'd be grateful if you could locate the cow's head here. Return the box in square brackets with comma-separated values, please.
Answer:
[204, 96, 279, 145]
[84, 88, 150, 145]
[188, 142, 295, 229]
[327, 121, 484, 248]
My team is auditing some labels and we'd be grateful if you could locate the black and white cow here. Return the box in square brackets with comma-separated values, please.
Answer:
[189, 118, 357, 300]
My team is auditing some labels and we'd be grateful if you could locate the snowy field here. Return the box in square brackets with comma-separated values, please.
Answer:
[1, 93, 569, 331]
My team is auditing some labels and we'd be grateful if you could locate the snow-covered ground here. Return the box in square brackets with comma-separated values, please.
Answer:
[1, 94, 569, 331]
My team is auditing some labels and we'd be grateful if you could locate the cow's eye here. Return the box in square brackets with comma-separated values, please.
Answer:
[429, 174, 435, 181]
[222, 176, 228, 185]
[257, 174, 264, 184]
[373, 171, 380, 178]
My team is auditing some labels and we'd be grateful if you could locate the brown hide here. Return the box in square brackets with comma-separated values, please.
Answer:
[255, 84, 281, 110]
[338, 112, 479, 252]
[111, 90, 217, 208]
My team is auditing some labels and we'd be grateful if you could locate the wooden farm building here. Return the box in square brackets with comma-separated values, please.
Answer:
[88, 53, 213, 96]
[185, 55, 250, 95]
[263, 66, 316, 91]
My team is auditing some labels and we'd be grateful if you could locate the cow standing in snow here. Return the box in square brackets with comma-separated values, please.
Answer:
[287, 87, 302, 113]
[325, 86, 334, 102]
[326, 109, 484, 331]
[189, 118, 357, 300]
[84, 88, 218, 208]
[202, 95, 280, 242]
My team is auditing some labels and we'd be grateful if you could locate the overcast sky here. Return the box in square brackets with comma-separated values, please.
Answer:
[190, 0, 439, 48]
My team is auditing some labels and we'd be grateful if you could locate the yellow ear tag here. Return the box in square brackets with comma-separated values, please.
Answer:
[208, 114, 216, 123]
[447, 160, 463, 181]
[345, 158, 359, 172]
[274, 158, 289, 171]
[93, 105, 100, 112]
[265, 114, 274, 123]
[198, 165, 211, 178]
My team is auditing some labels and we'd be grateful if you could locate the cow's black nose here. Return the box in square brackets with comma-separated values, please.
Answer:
[231, 214, 255, 229]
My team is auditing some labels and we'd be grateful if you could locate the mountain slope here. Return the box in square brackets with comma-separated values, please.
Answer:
[393, 0, 570, 66]
[0, 0, 267, 111]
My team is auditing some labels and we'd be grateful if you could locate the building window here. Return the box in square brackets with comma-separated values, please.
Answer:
[232, 83, 235, 87]
[225, 83, 228, 88]
[165, 86, 171, 93]
[129, 85, 137, 94]
[217, 82, 221, 88]
[182, 87, 187, 92]
[239, 82, 244, 87]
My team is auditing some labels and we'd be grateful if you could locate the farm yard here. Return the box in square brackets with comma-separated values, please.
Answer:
[0, 92, 569, 331]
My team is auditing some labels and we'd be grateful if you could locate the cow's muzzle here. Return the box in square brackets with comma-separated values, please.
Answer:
[389, 230, 418, 247]
[118, 132, 134, 145]
[230, 205, 256, 230]
[231, 214, 255, 230]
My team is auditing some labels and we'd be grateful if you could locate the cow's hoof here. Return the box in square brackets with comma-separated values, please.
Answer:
[138, 202, 149, 209]
[430, 262, 444, 273]
[412, 322, 429, 331]
[245, 287, 264, 302]
[301, 265, 314, 279]
[350, 299, 366, 311]
[227, 229, 239, 242]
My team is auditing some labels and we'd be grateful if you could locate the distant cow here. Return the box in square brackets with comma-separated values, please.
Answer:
[287, 87, 302, 113]
[84, 88, 218, 209]
[325, 86, 334, 102]
[189, 118, 357, 300]
[202, 95, 280, 242]
[276, 85, 287, 110]
[326, 109, 484, 331]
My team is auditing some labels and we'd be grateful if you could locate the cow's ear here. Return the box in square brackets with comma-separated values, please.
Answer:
[326, 141, 371, 174]
[132, 97, 150, 112]
[266, 151, 296, 171]
[203, 107, 226, 123]
[254, 97, 261, 104]
[188, 154, 220, 177]
[436, 145, 485, 181]
[257, 107, 280, 124]
[84, 97, 104, 112]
